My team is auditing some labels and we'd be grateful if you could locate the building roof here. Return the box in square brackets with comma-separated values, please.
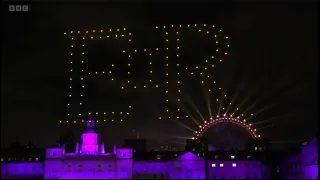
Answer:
[133, 151, 185, 161]
[302, 135, 318, 146]
[1, 147, 45, 162]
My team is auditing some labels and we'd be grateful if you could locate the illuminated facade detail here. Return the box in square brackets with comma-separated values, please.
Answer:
[44, 120, 133, 179]
[80, 120, 99, 154]
[279, 136, 318, 179]
[194, 117, 259, 138]
[207, 160, 269, 179]
[1, 162, 44, 178]
[301, 137, 318, 179]
[1, 135, 318, 179]
[1, 147, 45, 179]
[132, 152, 206, 179]
[170, 152, 206, 179]
[279, 149, 304, 179]
[43, 120, 209, 179]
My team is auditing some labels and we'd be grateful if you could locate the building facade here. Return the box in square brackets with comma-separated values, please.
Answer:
[301, 136, 318, 179]
[1, 120, 318, 179]
[206, 152, 270, 179]
[279, 149, 304, 179]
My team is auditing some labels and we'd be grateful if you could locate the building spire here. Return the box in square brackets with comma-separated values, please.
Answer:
[84, 120, 96, 133]
[81, 120, 99, 154]
[86, 120, 95, 128]
[113, 144, 117, 154]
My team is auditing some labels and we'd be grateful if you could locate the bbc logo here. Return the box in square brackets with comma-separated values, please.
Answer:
[9, 5, 28, 12]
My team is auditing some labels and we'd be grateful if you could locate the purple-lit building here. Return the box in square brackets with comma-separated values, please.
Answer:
[206, 151, 270, 179]
[132, 151, 205, 179]
[1, 120, 318, 179]
[1, 146, 45, 179]
[279, 148, 304, 179]
[44, 120, 133, 179]
[301, 136, 318, 179]
[278, 136, 318, 179]
[43, 120, 207, 179]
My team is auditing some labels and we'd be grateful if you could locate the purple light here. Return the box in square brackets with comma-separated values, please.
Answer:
[2, 162, 44, 179]
[301, 137, 318, 179]
[86, 120, 95, 128]
[304, 165, 318, 179]
[3, 120, 316, 179]
[177, 152, 204, 160]
[81, 133, 99, 154]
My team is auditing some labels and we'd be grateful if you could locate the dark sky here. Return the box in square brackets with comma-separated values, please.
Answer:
[1, 0, 318, 149]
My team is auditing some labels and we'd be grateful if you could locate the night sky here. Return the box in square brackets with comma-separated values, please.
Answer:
[1, 1, 318, 150]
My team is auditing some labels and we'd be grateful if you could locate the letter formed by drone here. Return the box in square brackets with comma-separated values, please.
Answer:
[63, 24, 230, 124]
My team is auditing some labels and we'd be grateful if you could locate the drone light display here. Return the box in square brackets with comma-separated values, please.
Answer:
[63, 24, 261, 139]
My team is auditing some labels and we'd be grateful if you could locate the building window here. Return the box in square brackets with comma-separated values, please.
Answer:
[8, 158, 11, 161]
[29, 158, 32, 161]
[254, 147, 258, 151]
[220, 163, 224, 167]
[231, 155, 235, 159]
[259, 147, 263, 151]
[313, 158, 317, 164]
[212, 164, 216, 167]
[1, 158, 3, 161]
[53, 152, 56, 156]
[214, 155, 219, 159]
[247, 155, 251, 159]
[246, 173, 250, 178]
[232, 163, 237, 167]
[35, 158, 38, 161]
